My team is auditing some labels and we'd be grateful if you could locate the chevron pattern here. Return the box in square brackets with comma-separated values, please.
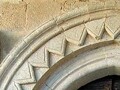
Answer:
[14, 16, 120, 90]
[14, 63, 36, 90]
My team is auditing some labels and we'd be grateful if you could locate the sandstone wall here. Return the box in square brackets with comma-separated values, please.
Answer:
[0, 0, 113, 60]
[1, 0, 120, 90]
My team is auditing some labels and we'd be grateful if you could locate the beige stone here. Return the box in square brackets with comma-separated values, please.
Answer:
[0, 0, 22, 4]
[1, 0, 120, 90]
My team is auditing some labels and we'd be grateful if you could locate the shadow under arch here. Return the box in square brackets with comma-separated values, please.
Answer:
[34, 42, 120, 90]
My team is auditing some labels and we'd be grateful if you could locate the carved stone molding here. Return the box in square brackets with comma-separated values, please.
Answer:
[1, 1, 120, 90]
[34, 43, 120, 90]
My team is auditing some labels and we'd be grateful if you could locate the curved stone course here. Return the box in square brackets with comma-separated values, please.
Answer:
[1, 1, 120, 90]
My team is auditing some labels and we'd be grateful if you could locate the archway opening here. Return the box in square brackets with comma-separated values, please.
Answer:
[78, 75, 120, 90]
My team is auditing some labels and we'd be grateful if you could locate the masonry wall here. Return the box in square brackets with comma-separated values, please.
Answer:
[0, 0, 107, 61]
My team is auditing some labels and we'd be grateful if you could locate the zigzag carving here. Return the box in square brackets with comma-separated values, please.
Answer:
[14, 39, 67, 90]
[14, 63, 36, 90]
[65, 26, 87, 46]
[14, 17, 120, 90]
[85, 18, 106, 40]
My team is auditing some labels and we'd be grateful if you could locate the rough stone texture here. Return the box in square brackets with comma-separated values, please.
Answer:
[1, 0, 120, 90]
[0, 0, 22, 4]
[0, 2, 27, 60]
[0, 0, 110, 60]
[0, 0, 114, 59]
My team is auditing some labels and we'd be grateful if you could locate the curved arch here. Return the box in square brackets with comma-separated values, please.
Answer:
[0, 1, 120, 90]
[34, 43, 120, 90]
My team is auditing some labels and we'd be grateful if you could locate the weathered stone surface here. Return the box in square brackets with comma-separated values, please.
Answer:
[0, 0, 116, 60]
[0, 0, 22, 4]
[1, 0, 120, 90]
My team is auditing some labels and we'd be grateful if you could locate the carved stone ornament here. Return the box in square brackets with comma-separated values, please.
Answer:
[1, 1, 120, 90]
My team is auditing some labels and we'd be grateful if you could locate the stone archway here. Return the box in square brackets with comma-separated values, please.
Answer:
[1, 1, 120, 90]
[33, 42, 120, 90]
